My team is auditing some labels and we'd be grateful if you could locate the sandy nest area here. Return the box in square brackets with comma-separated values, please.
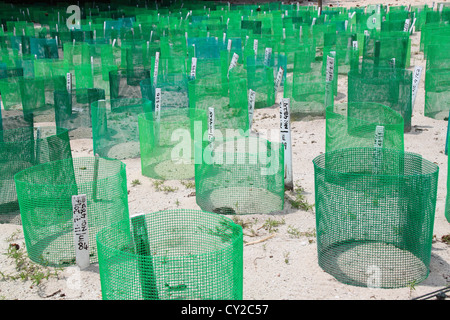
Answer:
[0, 0, 449, 300]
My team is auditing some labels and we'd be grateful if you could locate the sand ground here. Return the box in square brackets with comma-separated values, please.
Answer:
[0, 0, 449, 300]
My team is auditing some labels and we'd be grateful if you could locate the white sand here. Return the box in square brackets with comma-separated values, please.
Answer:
[0, 0, 449, 300]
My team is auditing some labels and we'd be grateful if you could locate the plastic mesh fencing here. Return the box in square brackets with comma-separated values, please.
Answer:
[246, 55, 276, 109]
[109, 68, 151, 100]
[138, 108, 207, 180]
[424, 68, 450, 120]
[348, 68, 413, 132]
[326, 102, 404, 153]
[362, 32, 411, 70]
[195, 135, 284, 215]
[140, 73, 189, 110]
[1, 127, 71, 215]
[15, 156, 129, 266]
[54, 88, 106, 139]
[313, 148, 439, 288]
[96, 209, 243, 300]
[91, 98, 152, 159]
[188, 76, 249, 137]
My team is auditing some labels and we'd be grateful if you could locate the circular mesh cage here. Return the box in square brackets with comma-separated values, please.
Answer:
[313, 148, 439, 288]
[54, 88, 105, 139]
[326, 102, 404, 153]
[96, 209, 243, 300]
[424, 68, 450, 120]
[348, 67, 413, 133]
[138, 108, 207, 180]
[246, 55, 276, 109]
[195, 134, 284, 215]
[0, 126, 72, 215]
[109, 68, 151, 100]
[14, 156, 129, 267]
[91, 98, 152, 160]
[140, 73, 189, 110]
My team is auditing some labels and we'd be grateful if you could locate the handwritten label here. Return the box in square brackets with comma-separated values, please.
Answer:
[283, 28, 286, 39]
[72, 194, 89, 269]
[325, 55, 335, 82]
[325, 55, 335, 106]
[373, 126, 385, 175]
[253, 39, 258, 54]
[208, 107, 215, 149]
[275, 67, 284, 92]
[227, 39, 232, 52]
[155, 88, 161, 121]
[153, 52, 159, 85]
[190, 57, 197, 79]
[279, 98, 293, 190]
[352, 41, 358, 50]
[404, 19, 411, 32]
[66, 73, 72, 92]
[227, 52, 239, 78]
[264, 48, 272, 67]
[248, 89, 256, 128]
[411, 66, 423, 111]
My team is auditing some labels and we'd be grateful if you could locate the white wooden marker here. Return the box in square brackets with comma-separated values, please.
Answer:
[248, 89, 256, 129]
[153, 52, 160, 85]
[280, 98, 293, 190]
[227, 52, 239, 78]
[66, 72, 72, 92]
[72, 194, 90, 270]
[403, 19, 411, 32]
[264, 48, 272, 67]
[275, 66, 284, 92]
[372, 125, 384, 175]
[155, 88, 161, 121]
[227, 39, 232, 52]
[208, 107, 215, 150]
[325, 54, 335, 107]
[411, 66, 423, 112]
[190, 57, 197, 79]
[253, 39, 258, 55]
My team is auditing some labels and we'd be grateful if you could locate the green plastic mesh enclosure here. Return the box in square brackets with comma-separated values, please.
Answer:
[246, 55, 276, 109]
[96, 209, 243, 300]
[425, 68, 450, 120]
[195, 135, 284, 215]
[313, 148, 439, 288]
[109, 68, 151, 100]
[348, 67, 412, 132]
[138, 108, 207, 180]
[15, 156, 129, 266]
[0, 127, 72, 215]
[446, 151, 450, 223]
[91, 98, 152, 160]
[54, 88, 105, 139]
[326, 102, 404, 153]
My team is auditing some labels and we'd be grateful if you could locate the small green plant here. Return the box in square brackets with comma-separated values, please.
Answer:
[131, 179, 141, 187]
[287, 225, 316, 241]
[408, 280, 417, 297]
[262, 217, 285, 233]
[441, 234, 450, 245]
[283, 251, 290, 264]
[180, 180, 195, 189]
[175, 199, 180, 207]
[152, 180, 178, 193]
[286, 185, 314, 212]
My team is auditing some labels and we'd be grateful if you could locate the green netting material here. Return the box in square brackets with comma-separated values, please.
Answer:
[54, 88, 106, 139]
[348, 68, 412, 132]
[313, 148, 439, 288]
[195, 135, 284, 215]
[138, 108, 207, 180]
[91, 98, 152, 159]
[109, 68, 151, 100]
[96, 209, 243, 300]
[446, 151, 450, 223]
[425, 68, 450, 120]
[1, 126, 72, 215]
[325, 102, 404, 153]
[15, 156, 129, 267]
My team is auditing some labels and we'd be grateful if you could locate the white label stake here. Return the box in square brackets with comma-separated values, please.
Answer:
[325, 54, 335, 107]
[155, 88, 161, 121]
[66, 73, 72, 92]
[72, 194, 89, 270]
[403, 19, 411, 32]
[190, 57, 197, 79]
[264, 48, 272, 67]
[153, 52, 160, 85]
[208, 107, 215, 150]
[275, 66, 284, 92]
[248, 89, 256, 129]
[373, 126, 385, 175]
[253, 39, 258, 54]
[227, 52, 239, 78]
[411, 66, 423, 112]
[280, 98, 293, 190]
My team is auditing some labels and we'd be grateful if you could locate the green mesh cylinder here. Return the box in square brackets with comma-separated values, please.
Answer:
[54, 88, 106, 139]
[326, 102, 404, 153]
[91, 98, 152, 159]
[15, 156, 129, 267]
[0, 127, 72, 215]
[424, 68, 450, 120]
[348, 68, 413, 132]
[313, 148, 439, 288]
[138, 108, 207, 180]
[140, 73, 189, 110]
[195, 135, 284, 215]
[246, 55, 276, 109]
[109, 68, 151, 99]
[96, 209, 243, 300]
[446, 151, 450, 223]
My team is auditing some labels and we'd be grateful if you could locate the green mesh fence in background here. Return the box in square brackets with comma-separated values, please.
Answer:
[54, 88, 106, 139]
[15, 156, 129, 266]
[109, 68, 151, 100]
[195, 135, 284, 215]
[0, 127, 72, 216]
[313, 148, 439, 288]
[348, 68, 413, 132]
[96, 209, 243, 300]
[246, 55, 276, 109]
[91, 98, 152, 159]
[425, 68, 450, 120]
[138, 108, 207, 180]
[325, 102, 404, 153]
